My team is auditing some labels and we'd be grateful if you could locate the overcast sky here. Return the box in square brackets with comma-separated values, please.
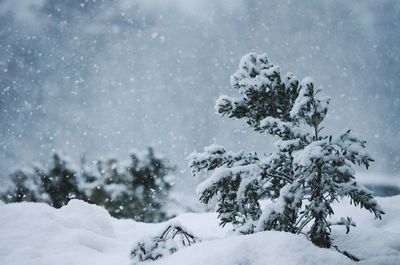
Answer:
[1, 0, 399, 190]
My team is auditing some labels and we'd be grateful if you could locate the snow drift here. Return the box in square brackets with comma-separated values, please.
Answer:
[1, 197, 399, 265]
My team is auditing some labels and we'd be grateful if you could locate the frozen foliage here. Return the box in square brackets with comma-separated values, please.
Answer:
[131, 222, 199, 264]
[81, 147, 175, 222]
[0, 154, 85, 207]
[189, 53, 384, 253]
[1, 197, 400, 265]
[1, 148, 175, 222]
[189, 146, 261, 230]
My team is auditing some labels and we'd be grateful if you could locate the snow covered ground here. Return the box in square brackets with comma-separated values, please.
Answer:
[1, 196, 399, 265]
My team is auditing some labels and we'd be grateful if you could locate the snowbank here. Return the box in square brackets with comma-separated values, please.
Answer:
[1, 197, 399, 265]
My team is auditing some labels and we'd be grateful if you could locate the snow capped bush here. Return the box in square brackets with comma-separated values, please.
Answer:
[131, 222, 199, 264]
[189, 52, 384, 256]
[82, 147, 175, 222]
[1, 148, 176, 222]
[1, 154, 85, 208]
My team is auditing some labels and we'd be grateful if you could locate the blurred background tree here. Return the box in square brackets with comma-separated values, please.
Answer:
[81, 147, 175, 222]
[1, 148, 175, 223]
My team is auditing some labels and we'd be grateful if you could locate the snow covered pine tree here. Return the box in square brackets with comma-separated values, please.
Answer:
[81, 148, 175, 222]
[189, 53, 384, 256]
[1, 153, 85, 208]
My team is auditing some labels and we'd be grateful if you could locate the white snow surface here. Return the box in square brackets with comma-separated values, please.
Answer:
[1, 197, 400, 265]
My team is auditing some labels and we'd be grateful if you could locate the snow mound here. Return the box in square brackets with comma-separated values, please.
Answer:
[1, 197, 400, 265]
[152, 231, 353, 265]
[0, 200, 151, 265]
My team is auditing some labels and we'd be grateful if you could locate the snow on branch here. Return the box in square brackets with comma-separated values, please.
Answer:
[190, 52, 384, 257]
[131, 222, 199, 264]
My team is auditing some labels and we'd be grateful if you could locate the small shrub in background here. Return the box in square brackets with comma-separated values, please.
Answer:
[1, 148, 175, 223]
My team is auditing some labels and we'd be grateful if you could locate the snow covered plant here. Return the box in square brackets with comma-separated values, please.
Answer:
[81, 147, 175, 222]
[131, 222, 199, 264]
[189, 53, 384, 253]
[1, 148, 175, 223]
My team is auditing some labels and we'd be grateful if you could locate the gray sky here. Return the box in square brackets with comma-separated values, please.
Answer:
[1, 0, 399, 190]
